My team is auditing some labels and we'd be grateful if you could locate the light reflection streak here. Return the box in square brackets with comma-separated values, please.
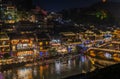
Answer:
[1, 55, 94, 79]
[55, 61, 61, 74]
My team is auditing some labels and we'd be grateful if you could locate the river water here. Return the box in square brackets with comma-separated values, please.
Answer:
[0, 55, 95, 79]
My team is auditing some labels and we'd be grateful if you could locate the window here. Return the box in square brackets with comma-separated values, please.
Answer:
[40, 47, 43, 50]
[12, 46, 16, 51]
[23, 44, 28, 48]
[40, 42, 43, 46]
[46, 42, 48, 45]
[17, 44, 22, 49]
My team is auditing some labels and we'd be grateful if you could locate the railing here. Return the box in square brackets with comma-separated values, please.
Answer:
[87, 47, 120, 53]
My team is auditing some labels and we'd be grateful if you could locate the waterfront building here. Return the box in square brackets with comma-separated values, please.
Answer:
[15, 21, 37, 33]
[8, 33, 35, 58]
[60, 32, 77, 44]
[0, 32, 10, 57]
[36, 33, 50, 57]
[113, 29, 120, 39]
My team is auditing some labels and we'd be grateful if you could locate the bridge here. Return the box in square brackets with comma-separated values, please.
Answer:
[87, 47, 120, 54]
[87, 40, 120, 53]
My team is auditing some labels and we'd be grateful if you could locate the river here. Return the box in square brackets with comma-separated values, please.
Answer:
[0, 55, 95, 79]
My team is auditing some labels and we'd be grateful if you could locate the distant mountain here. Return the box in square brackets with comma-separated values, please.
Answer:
[59, 2, 120, 24]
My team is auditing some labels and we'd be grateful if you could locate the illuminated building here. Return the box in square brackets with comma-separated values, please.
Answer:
[113, 29, 120, 39]
[0, 0, 34, 23]
[31, 6, 48, 25]
[1, 23, 15, 33]
[15, 21, 37, 33]
[113, 30, 120, 35]
[60, 32, 77, 44]
[50, 39, 61, 46]
[0, 0, 17, 23]
[36, 33, 50, 56]
[0, 32, 10, 57]
[30, 14, 36, 23]
[5, 6, 17, 23]
[8, 33, 35, 58]
[49, 33, 61, 46]
[84, 30, 96, 40]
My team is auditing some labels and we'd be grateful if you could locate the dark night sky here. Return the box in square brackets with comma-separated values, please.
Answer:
[33, 0, 120, 11]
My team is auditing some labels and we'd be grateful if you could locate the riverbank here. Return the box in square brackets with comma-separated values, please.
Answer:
[63, 63, 120, 79]
[0, 61, 33, 71]
[0, 54, 78, 71]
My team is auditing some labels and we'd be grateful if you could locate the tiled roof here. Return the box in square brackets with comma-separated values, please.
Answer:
[8, 33, 35, 39]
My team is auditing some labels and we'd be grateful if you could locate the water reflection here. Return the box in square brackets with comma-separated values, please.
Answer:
[68, 59, 71, 70]
[40, 66, 43, 79]
[1, 55, 94, 79]
[0, 72, 4, 79]
[55, 61, 61, 74]
[33, 67, 37, 77]
[17, 68, 32, 79]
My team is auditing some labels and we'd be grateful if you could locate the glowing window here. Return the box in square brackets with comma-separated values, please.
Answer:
[12, 46, 16, 51]
[46, 42, 48, 45]
[40, 42, 43, 45]
[40, 47, 43, 50]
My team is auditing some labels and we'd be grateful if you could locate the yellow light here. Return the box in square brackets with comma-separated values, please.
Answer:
[40, 42, 43, 45]
[46, 41, 48, 45]
[40, 47, 43, 50]
[102, 0, 106, 3]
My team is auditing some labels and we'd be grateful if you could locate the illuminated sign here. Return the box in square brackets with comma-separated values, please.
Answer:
[11, 40, 19, 44]
[21, 39, 29, 43]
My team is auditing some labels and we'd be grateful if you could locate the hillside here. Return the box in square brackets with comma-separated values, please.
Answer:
[59, 2, 120, 24]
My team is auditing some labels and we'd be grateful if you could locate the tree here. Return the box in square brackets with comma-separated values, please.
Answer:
[3, 53, 11, 59]
[48, 47, 57, 56]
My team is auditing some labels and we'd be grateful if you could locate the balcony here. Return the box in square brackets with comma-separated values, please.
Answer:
[0, 45, 10, 47]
